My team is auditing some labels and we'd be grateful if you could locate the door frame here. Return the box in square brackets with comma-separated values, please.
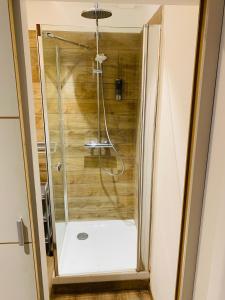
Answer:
[175, 0, 225, 299]
[9, 0, 225, 299]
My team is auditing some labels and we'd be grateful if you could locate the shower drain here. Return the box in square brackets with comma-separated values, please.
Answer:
[77, 232, 88, 240]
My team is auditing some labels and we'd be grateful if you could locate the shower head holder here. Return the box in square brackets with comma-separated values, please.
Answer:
[95, 53, 108, 64]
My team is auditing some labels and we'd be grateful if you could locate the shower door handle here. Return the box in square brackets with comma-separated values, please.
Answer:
[17, 217, 25, 246]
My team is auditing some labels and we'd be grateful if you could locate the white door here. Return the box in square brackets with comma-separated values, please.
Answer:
[0, 0, 19, 116]
[0, 120, 32, 243]
[0, 0, 37, 299]
[0, 244, 37, 300]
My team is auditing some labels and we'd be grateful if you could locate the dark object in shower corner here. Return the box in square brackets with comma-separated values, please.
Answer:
[115, 79, 123, 101]
[41, 182, 53, 256]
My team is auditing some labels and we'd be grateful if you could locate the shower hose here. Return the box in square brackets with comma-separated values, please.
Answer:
[98, 63, 125, 177]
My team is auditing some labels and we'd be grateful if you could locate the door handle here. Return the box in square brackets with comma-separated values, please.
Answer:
[17, 217, 25, 246]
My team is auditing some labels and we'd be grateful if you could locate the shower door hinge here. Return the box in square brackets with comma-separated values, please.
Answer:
[36, 24, 41, 37]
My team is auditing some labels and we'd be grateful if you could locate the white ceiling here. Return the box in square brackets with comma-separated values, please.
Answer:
[26, 0, 199, 4]
[25, 1, 161, 30]
[26, 0, 199, 31]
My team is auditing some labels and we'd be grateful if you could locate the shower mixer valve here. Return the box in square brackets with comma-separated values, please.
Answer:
[84, 140, 113, 149]
[93, 69, 102, 74]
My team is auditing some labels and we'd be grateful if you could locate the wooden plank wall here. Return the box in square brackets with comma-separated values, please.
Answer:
[29, 30, 141, 222]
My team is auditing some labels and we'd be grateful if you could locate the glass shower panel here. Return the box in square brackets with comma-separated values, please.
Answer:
[57, 32, 98, 221]
[42, 37, 68, 262]
[55, 27, 143, 223]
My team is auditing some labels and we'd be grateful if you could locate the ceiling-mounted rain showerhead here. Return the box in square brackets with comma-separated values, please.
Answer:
[81, 7, 112, 20]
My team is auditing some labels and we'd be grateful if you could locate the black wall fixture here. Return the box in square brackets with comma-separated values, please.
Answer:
[115, 78, 123, 101]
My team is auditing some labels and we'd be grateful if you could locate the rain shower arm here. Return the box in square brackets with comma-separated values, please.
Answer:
[46, 32, 90, 49]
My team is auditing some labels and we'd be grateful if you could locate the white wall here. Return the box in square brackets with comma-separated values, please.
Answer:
[25, 1, 159, 30]
[193, 7, 225, 300]
[150, 5, 199, 300]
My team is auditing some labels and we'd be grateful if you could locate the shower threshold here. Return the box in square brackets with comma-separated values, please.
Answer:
[55, 220, 138, 277]
[52, 269, 150, 285]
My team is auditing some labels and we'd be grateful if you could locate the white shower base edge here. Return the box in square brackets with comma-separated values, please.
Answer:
[55, 219, 137, 276]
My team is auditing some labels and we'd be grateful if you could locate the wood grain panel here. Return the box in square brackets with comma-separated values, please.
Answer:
[35, 99, 137, 115]
[67, 183, 134, 197]
[42, 49, 139, 68]
[52, 168, 134, 185]
[52, 279, 150, 294]
[32, 82, 139, 100]
[47, 114, 137, 130]
[29, 30, 141, 221]
[51, 290, 152, 300]
[53, 182, 135, 198]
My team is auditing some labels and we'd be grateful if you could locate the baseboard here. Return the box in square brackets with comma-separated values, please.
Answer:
[52, 270, 150, 285]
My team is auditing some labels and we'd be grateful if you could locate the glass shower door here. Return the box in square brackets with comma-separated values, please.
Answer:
[38, 35, 68, 271]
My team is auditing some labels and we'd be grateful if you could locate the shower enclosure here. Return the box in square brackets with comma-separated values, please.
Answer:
[37, 16, 161, 281]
